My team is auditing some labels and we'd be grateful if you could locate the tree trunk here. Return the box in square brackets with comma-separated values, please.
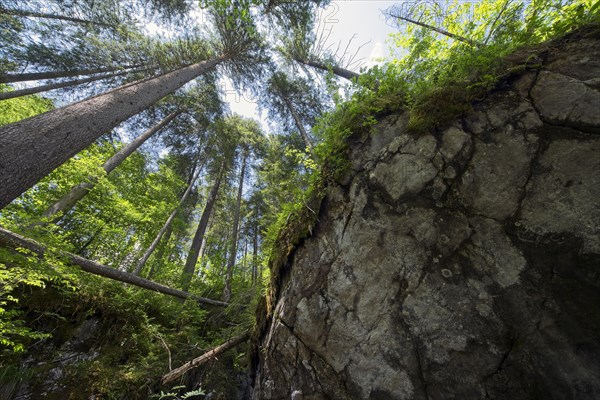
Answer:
[0, 54, 228, 209]
[0, 227, 229, 307]
[161, 332, 250, 384]
[222, 153, 247, 302]
[388, 13, 482, 47]
[252, 222, 259, 284]
[0, 65, 145, 84]
[132, 157, 204, 276]
[181, 161, 225, 291]
[0, 7, 111, 27]
[147, 223, 171, 280]
[283, 96, 315, 156]
[243, 236, 248, 272]
[39, 111, 181, 221]
[294, 57, 360, 81]
[75, 224, 106, 255]
[0, 69, 148, 101]
[198, 218, 212, 261]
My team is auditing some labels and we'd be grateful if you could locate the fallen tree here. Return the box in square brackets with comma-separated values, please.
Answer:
[161, 332, 250, 384]
[0, 227, 229, 307]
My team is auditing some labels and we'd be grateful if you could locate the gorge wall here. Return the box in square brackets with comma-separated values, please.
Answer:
[252, 28, 600, 399]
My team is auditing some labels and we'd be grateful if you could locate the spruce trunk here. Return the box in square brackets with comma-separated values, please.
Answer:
[296, 58, 360, 81]
[0, 69, 143, 101]
[181, 162, 225, 291]
[0, 65, 144, 84]
[40, 111, 181, 221]
[284, 97, 315, 156]
[132, 159, 204, 276]
[146, 223, 172, 280]
[0, 227, 229, 307]
[222, 153, 247, 301]
[1, 7, 111, 27]
[0, 55, 227, 209]
[252, 223, 259, 284]
[388, 13, 482, 47]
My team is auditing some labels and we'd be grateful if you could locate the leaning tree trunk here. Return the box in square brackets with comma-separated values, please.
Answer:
[387, 13, 482, 47]
[148, 159, 201, 279]
[39, 111, 181, 222]
[294, 57, 360, 81]
[132, 158, 204, 276]
[0, 54, 228, 209]
[222, 152, 247, 302]
[181, 161, 225, 291]
[283, 96, 315, 156]
[252, 222, 259, 284]
[161, 332, 250, 384]
[0, 7, 111, 27]
[0, 68, 150, 101]
[146, 223, 171, 280]
[0, 227, 229, 307]
[0, 65, 145, 84]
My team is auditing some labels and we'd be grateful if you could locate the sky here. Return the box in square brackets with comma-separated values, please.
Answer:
[226, 1, 399, 127]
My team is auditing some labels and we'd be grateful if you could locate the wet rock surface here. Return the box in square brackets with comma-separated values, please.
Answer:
[253, 30, 600, 399]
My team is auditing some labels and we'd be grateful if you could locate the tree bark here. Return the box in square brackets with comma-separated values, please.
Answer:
[0, 54, 228, 209]
[294, 57, 360, 81]
[132, 157, 204, 276]
[0, 7, 111, 27]
[0, 65, 145, 84]
[181, 161, 225, 291]
[0, 69, 146, 101]
[39, 111, 181, 221]
[75, 224, 105, 255]
[161, 332, 250, 384]
[147, 223, 171, 280]
[0, 227, 229, 307]
[283, 96, 315, 156]
[252, 222, 258, 284]
[222, 152, 247, 302]
[388, 13, 482, 47]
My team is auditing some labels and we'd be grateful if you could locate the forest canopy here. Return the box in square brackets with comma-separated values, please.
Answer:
[0, 0, 597, 397]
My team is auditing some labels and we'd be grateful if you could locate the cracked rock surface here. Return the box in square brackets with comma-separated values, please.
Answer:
[253, 29, 600, 400]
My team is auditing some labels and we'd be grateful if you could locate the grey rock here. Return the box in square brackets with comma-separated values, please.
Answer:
[531, 70, 600, 131]
[519, 138, 600, 253]
[458, 124, 535, 220]
[440, 126, 470, 162]
[369, 134, 438, 202]
[254, 30, 600, 400]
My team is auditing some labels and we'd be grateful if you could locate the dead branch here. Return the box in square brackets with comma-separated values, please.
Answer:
[387, 12, 483, 47]
[161, 332, 250, 384]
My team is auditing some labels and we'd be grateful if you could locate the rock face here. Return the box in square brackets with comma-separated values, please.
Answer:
[252, 29, 600, 399]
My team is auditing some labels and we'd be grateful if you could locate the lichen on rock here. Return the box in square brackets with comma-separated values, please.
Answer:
[252, 27, 600, 400]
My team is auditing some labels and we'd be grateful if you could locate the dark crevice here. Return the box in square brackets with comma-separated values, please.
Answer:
[414, 342, 431, 400]
[276, 316, 352, 396]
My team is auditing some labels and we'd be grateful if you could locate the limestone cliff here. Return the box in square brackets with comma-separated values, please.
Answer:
[252, 28, 600, 399]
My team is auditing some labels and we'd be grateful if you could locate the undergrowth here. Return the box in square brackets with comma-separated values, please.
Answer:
[0, 231, 252, 398]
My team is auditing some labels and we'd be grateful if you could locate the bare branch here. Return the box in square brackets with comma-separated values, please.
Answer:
[387, 12, 483, 47]
[161, 332, 250, 384]
[484, 0, 514, 45]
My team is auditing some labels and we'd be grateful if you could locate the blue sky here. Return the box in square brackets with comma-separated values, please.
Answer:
[227, 1, 399, 124]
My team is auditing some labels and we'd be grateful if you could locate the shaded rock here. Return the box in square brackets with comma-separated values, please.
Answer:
[519, 137, 600, 253]
[253, 28, 600, 400]
[531, 70, 600, 132]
